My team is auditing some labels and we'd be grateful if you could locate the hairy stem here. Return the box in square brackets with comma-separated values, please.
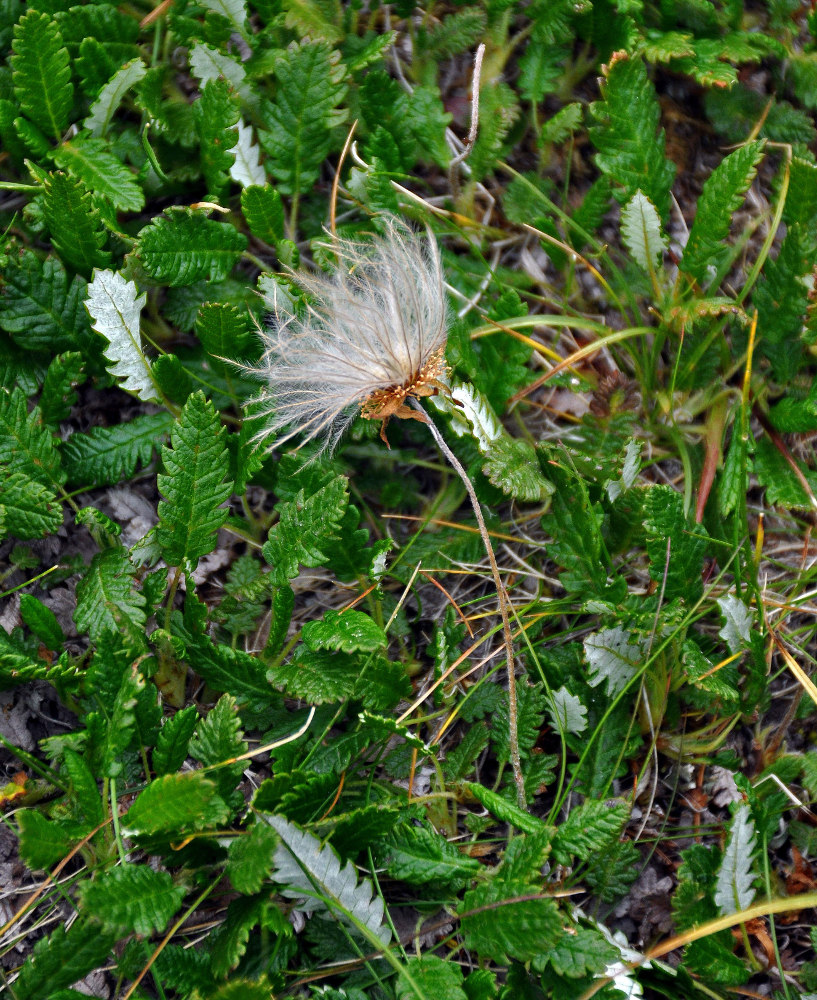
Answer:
[411, 398, 525, 807]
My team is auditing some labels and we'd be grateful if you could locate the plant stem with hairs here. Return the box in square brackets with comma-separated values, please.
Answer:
[410, 397, 525, 807]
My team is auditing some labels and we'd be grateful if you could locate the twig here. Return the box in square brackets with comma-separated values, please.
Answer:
[449, 43, 485, 198]
[410, 397, 526, 807]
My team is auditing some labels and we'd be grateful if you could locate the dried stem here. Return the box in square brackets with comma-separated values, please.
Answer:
[410, 397, 525, 807]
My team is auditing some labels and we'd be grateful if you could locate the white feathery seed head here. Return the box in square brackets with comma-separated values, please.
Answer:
[245, 216, 450, 454]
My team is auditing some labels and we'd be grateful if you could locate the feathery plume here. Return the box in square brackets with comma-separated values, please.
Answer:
[250, 217, 450, 453]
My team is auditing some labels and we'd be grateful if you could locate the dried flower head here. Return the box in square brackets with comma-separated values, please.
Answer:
[249, 217, 450, 454]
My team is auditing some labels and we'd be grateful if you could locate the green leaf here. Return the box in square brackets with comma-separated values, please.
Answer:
[380, 823, 482, 888]
[136, 208, 247, 286]
[14, 920, 117, 1000]
[11, 9, 73, 141]
[460, 878, 563, 964]
[194, 78, 240, 196]
[620, 189, 667, 273]
[552, 799, 628, 866]
[0, 471, 63, 540]
[548, 926, 619, 978]
[123, 772, 231, 835]
[464, 781, 547, 836]
[260, 40, 348, 196]
[156, 391, 233, 567]
[302, 609, 387, 653]
[681, 140, 765, 283]
[753, 436, 816, 508]
[84, 58, 147, 137]
[85, 269, 158, 402]
[79, 864, 184, 936]
[42, 172, 111, 273]
[482, 437, 554, 502]
[62, 411, 175, 487]
[241, 184, 284, 244]
[19, 594, 65, 649]
[0, 251, 90, 353]
[196, 301, 254, 361]
[189, 693, 247, 798]
[714, 803, 757, 915]
[519, 43, 567, 104]
[52, 135, 145, 213]
[39, 351, 85, 428]
[226, 822, 279, 894]
[718, 430, 747, 518]
[262, 475, 349, 584]
[153, 353, 193, 405]
[153, 704, 198, 776]
[643, 485, 708, 602]
[0, 387, 64, 488]
[16, 809, 86, 870]
[588, 54, 676, 220]
[268, 813, 391, 944]
[540, 102, 583, 145]
[200, 0, 248, 34]
[397, 956, 467, 1000]
[270, 647, 358, 703]
[73, 547, 146, 643]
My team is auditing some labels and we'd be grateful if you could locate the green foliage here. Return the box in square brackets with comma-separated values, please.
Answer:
[78, 864, 185, 936]
[41, 172, 112, 272]
[681, 140, 765, 283]
[643, 485, 708, 602]
[260, 41, 348, 196]
[14, 920, 118, 1000]
[73, 547, 146, 642]
[156, 391, 233, 567]
[136, 209, 248, 286]
[589, 55, 676, 220]
[62, 411, 174, 487]
[11, 9, 73, 142]
[123, 772, 231, 835]
[0, 251, 90, 353]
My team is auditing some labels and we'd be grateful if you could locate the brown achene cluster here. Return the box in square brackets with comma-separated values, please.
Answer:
[359, 346, 450, 444]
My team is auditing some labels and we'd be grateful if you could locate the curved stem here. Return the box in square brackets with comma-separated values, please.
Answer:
[410, 398, 525, 807]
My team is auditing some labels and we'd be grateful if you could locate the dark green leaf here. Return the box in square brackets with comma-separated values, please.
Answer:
[73, 547, 146, 642]
[62, 411, 175, 488]
[11, 9, 73, 141]
[123, 772, 231, 835]
[460, 878, 563, 964]
[136, 208, 248, 287]
[551, 799, 629, 865]
[42, 172, 111, 272]
[14, 920, 117, 1000]
[241, 184, 285, 244]
[302, 609, 387, 653]
[153, 704, 198, 776]
[79, 864, 184, 936]
[226, 822, 279, 894]
[156, 391, 233, 567]
[52, 135, 145, 213]
[19, 594, 64, 649]
[380, 823, 482, 887]
[0, 386, 64, 488]
[0, 471, 63, 540]
[643, 485, 708, 602]
[0, 251, 89, 353]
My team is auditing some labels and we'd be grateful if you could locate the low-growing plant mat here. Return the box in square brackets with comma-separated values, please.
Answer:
[2, 2, 817, 998]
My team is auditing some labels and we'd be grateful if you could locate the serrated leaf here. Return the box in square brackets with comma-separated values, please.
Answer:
[136, 208, 247, 287]
[85, 269, 157, 401]
[270, 648, 358, 703]
[482, 436, 554, 501]
[584, 626, 644, 696]
[380, 823, 482, 887]
[681, 140, 765, 283]
[551, 800, 629, 865]
[754, 436, 816, 509]
[714, 803, 757, 914]
[156, 391, 233, 567]
[12, 10, 73, 141]
[262, 475, 348, 584]
[153, 704, 198, 776]
[302, 609, 387, 653]
[546, 686, 588, 735]
[267, 814, 391, 944]
[230, 118, 266, 188]
[0, 251, 89, 353]
[194, 78, 240, 196]
[200, 0, 248, 34]
[79, 864, 184, 936]
[718, 430, 747, 518]
[621, 189, 668, 273]
[0, 387, 64, 488]
[73, 547, 146, 642]
[84, 58, 147, 137]
[549, 926, 620, 978]
[189, 42, 248, 91]
[42, 172, 112, 272]
[14, 920, 117, 1000]
[643, 484, 708, 601]
[19, 594, 65, 649]
[123, 772, 231, 835]
[260, 41, 348, 196]
[397, 956, 467, 1000]
[52, 135, 144, 213]
[190, 693, 247, 798]
[589, 55, 676, 220]
[226, 822, 279, 894]
[16, 810, 86, 870]
[0, 471, 63, 540]
[464, 781, 547, 835]
[196, 302, 254, 361]
[460, 877, 562, 964]
[241, 185, 284, 244]
[62, 411, 174, 487]
[39, 351, 85, 427]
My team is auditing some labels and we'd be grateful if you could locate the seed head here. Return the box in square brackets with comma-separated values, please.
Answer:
[247, 217, 450, 454]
